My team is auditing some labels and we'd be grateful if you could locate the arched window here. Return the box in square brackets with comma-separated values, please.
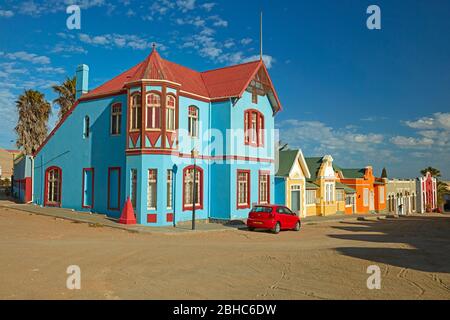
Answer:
[111, 103, 122, 135]
[45, 166, 62, 207]
[130, 93, 142, 130]
[166, 95, 176, 131]
[244, 109, 264, 147]
[146, 93, 161, 129]
[183, 165, 203, 211]
[83, 116, 90, 138]
[188, 106, 199, 137]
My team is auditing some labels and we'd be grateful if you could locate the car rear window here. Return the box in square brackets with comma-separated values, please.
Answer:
[251, 206, 272, 213]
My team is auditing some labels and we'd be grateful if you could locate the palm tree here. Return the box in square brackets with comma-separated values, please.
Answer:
[436, 181, 448, 208]
[52, 76, 76, 121]
[420, 167, 441, 177]
[15, 90, 51, 155]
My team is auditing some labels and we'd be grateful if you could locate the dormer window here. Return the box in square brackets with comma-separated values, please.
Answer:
[130, 94, 141, 131]
[146, 93, 161, 130]
[244, 109, 264, 147]
[166, 95, 176, 131]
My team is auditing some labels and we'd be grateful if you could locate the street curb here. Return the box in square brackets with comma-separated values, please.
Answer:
[0, 202, 387, 235]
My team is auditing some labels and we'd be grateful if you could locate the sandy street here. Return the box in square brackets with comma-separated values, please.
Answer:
[0, 204, 449, 300]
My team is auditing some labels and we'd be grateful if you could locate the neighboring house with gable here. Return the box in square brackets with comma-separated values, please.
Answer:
[416, 172, 438, 213]
[274, 149, 311, 217]
[304, 155, 340, 216]
[340, 166, 387, 214]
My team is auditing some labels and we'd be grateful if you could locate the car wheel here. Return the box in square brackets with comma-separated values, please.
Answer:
[294, 221, 301, 231]
[272, 222, 281, 234]
[248, 227, 255, 231]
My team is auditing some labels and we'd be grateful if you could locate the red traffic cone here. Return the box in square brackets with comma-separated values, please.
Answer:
[119, 197, 137, 225]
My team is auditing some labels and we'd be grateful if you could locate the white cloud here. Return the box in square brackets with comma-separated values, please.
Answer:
[0, 10, 14, 17]
[404, 112, 450, 130]
[51, 43, 87, 55]
[208, 15, 228, 27]
[243, 54, 275, 69]
[16, 0, 106, 17]
[177, 0, 196, 12]
[201, 3, 216, 11]
[0, 51, 50, 64]
[390, 136, 434, 148]
[78, 33, 160, 51]
[278, 119, 386, 156]
[36, 66, 66, 74]
[240, 38, 253, 45]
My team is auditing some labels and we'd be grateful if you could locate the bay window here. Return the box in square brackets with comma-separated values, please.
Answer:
[146, 93, 161, 129]
[130, 94, 141, 130]
[166, 95, 176, 131]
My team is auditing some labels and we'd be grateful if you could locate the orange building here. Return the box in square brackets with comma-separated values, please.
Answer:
[339, 166, 387, 214]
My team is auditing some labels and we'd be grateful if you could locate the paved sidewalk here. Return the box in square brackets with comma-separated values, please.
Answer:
[0, 199, 387, 234]
[0, 200, 244, 235]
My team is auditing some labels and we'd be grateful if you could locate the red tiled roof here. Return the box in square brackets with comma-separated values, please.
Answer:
[81, 48, 267, 101]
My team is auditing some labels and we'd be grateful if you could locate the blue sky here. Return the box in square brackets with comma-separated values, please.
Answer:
[0, 0, 449, 178]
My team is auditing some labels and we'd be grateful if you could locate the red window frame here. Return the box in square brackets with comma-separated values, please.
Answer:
[182, 165, 204, 211]
[244, 109, 264, 147]
[107, 167, 121, 211]
[82, 168, 95, 209]
[258, 170, 270, 204]
[236, 169, 251, 209]
[44, 166, 62, 207]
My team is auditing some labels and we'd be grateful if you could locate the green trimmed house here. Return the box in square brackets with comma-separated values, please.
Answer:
[274, 150, 311, 217]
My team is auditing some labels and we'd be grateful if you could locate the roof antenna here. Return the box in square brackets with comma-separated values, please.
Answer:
[260, 11, 263, 61]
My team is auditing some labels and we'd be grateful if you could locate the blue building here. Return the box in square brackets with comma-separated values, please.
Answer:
[32, 48, 282, 226]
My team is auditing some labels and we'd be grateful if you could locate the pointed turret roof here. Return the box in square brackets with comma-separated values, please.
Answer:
[128, 46, 176, 82]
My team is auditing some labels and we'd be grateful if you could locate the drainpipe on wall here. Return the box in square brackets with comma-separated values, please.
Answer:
[30, 155, 34, 203]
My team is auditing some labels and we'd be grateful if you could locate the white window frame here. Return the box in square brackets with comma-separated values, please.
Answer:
[111, 103, 122, 135]
[237, 171, 250, 208]
[379, 186, 385, 204]
[147, 169, 157, 210]
[166, 95, 176, 132]
[306, 190, 316, 205]
[363, 188, 369, 207]
[259, 172, 270, 204]
[188, 106, 199, 138]
[130, 94, 141, 131]
[146, 93, 161, 130]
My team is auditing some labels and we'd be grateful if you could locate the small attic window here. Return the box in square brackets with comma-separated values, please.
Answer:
[252, 87, 258, 104]
[83, 116, 90, 138]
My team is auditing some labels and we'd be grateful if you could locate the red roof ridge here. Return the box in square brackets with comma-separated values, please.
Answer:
[201, 59, 261, 74]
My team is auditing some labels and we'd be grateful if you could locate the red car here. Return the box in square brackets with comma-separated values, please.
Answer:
[247, 205, 301, 234]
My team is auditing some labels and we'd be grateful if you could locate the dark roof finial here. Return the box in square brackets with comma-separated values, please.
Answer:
[152, 42, 157, 52]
